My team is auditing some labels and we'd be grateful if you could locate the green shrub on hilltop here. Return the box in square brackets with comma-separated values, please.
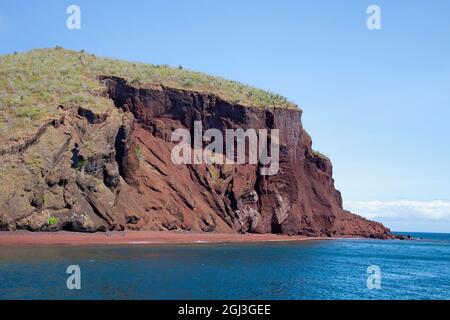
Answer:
[15, 106, 45, 120]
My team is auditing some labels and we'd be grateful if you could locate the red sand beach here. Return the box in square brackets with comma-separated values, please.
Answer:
[0, 231, 323, 246]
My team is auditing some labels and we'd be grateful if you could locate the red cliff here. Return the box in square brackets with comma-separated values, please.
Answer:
[102, 76, 391, 238]
[0, 75, 391, 238]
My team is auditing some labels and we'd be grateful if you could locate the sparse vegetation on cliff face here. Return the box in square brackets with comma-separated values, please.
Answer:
[0, 47, 296, 144]
[312, 149, 329, 161]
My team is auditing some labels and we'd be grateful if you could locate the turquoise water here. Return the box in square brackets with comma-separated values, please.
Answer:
[0, 232, 449, 300]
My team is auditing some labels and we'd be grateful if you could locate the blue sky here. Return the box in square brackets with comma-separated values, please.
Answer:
[1, 0, 449, 232]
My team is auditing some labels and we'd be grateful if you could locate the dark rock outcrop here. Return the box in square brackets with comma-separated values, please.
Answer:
[0, 76, 392, 238]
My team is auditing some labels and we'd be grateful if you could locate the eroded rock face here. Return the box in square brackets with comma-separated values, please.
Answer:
[0, 76, 392, 238]
[0, 104, 130, 232]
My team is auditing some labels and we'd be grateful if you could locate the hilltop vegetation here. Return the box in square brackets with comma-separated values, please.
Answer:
[0, 47, 296, 144]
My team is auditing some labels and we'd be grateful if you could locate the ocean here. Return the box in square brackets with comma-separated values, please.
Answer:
[0, 232, 449, 300]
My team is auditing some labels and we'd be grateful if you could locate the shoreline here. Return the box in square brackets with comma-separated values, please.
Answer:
[0, 231, 335, 246]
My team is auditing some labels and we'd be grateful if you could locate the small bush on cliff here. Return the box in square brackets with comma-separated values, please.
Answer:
[312, 150, 329, 160]
[133, 146, 143, 160]
[76, 159, 87, 172]
[48, 217, 58, 226]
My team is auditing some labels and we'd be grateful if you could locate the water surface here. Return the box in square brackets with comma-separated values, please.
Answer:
[0, 232, 449, 299]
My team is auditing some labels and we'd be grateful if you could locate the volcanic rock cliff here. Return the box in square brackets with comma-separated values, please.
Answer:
[0, 74, 391, 238]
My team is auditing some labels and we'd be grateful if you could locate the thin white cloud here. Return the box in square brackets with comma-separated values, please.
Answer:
[344, 200, 450, 221]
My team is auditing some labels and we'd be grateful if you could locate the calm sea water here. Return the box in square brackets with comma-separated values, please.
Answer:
[0, 232, 449, 300]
